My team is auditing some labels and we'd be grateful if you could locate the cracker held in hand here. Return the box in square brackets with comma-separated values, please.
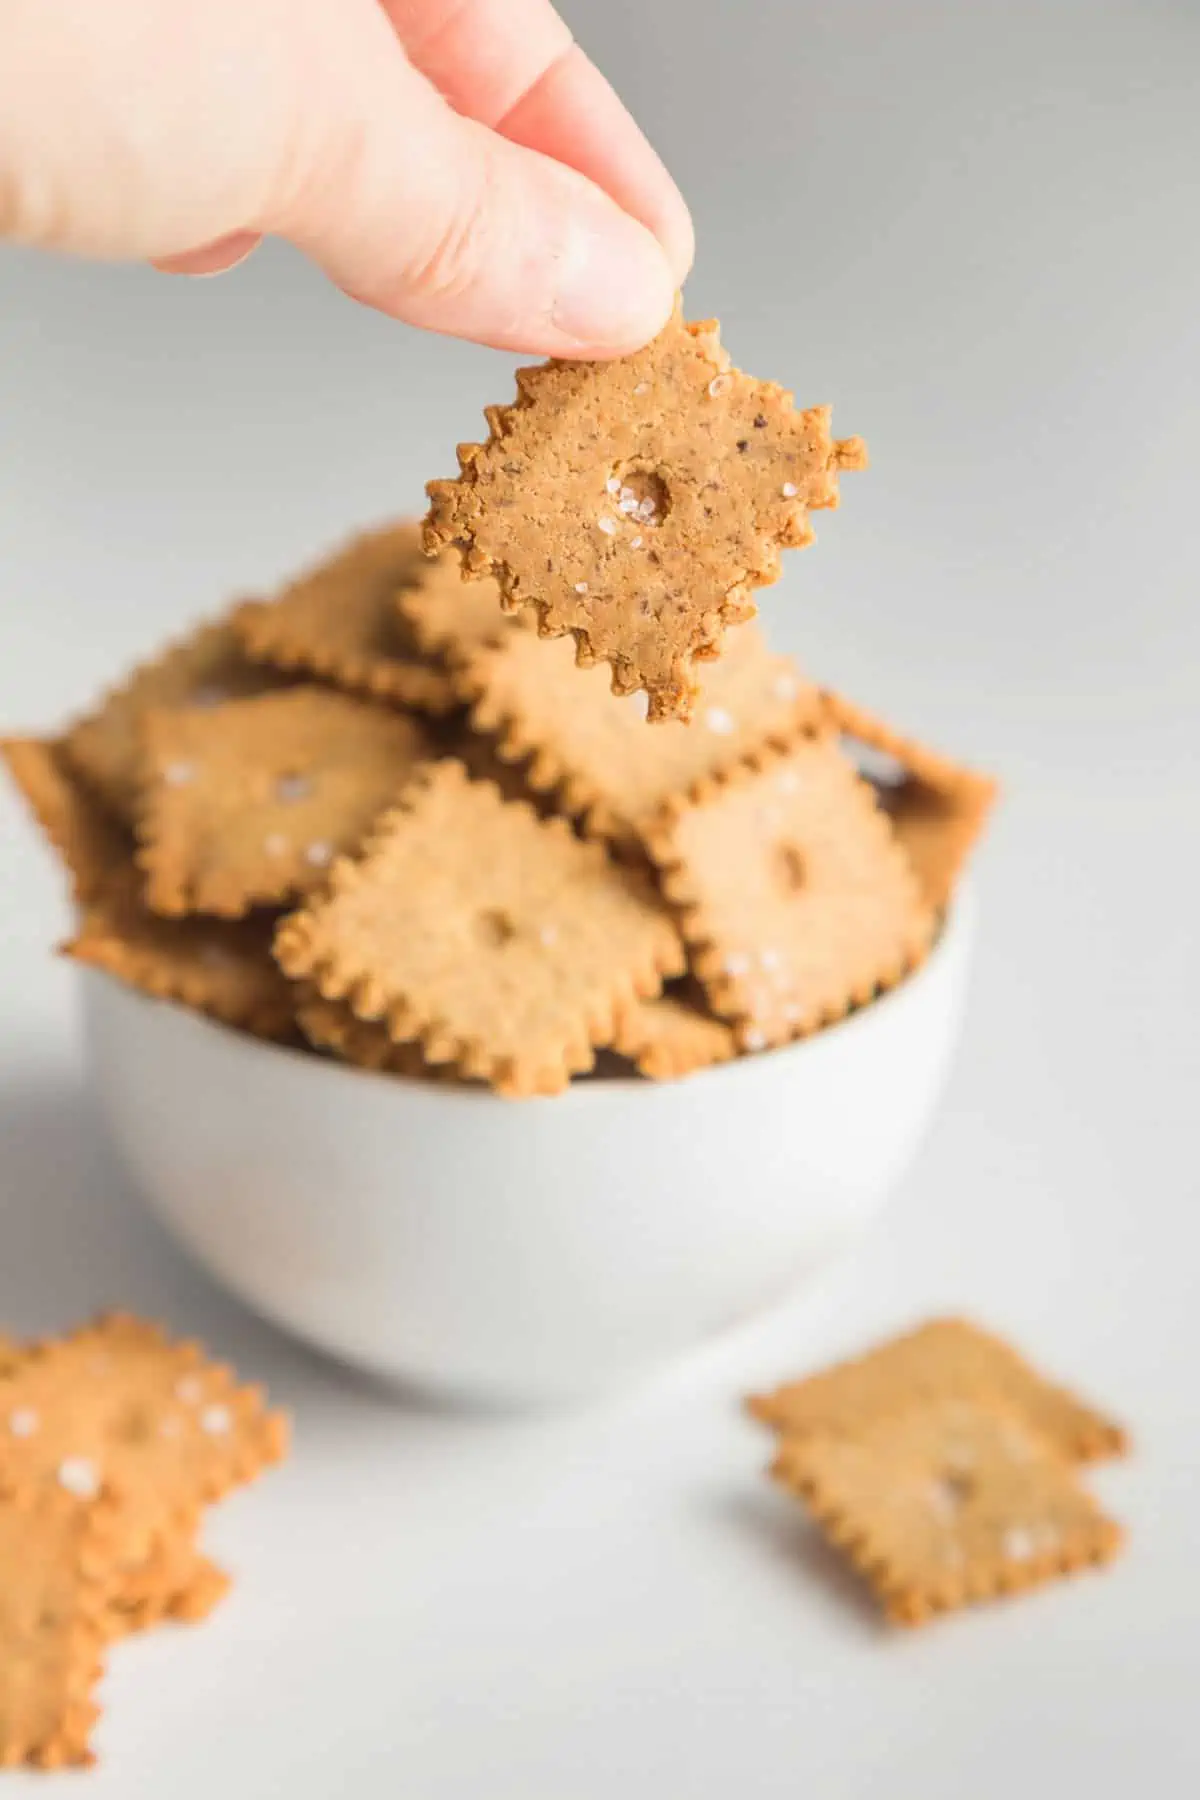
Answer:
[64, 606, 288, 820]
[0, 1472, 120, 1769]
[235, 522, 457, 713]
[772, 1396, 1124, 1626]
[275, 760, 685, 1095]
[648, 733, 934, 1049]
[827, 691, 999, 910]
[424, 304, 866, 721]
[464, 622, 824, 850]
[748, 1317, 1127, 1463]
[136, 686, 431, 917]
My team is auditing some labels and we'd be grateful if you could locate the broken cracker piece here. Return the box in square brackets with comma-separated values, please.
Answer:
[63, 864, 297, 1039]
[235, 522, 457, 713]
[748, 1317, 1127, 1463]
[647, 733, 934, 1048]
[612, 987, 737, 1081]
[825, 691, 998, 910]
[0, 1469, 122, 1769]
[64, 606, 290, 820]
[424, 303, 865, 721]
[275, 759, 685, 1096]
[2, 737, 130, 905]
[135, 686, 431, 917]
[463, 623, 824, 850]
[772, 1396, 1124, 1626]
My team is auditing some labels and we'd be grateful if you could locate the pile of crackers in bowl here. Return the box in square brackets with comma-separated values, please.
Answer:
[4, 309, 996, 1097]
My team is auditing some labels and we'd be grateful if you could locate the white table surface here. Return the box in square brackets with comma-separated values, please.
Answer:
[2, 1, 1199, 1790]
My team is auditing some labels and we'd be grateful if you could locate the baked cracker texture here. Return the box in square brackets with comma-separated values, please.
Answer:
[772, 1396, 1124, 1626]
[424, 303, 866, 722]
[275, 759, 686, 1095]
[234, 522, 457, 713]
[748, 1317, 1128, 1463]
[2, 736, 130, 905]
[64, 606, 289, 820]
[647, 733, 934, 1049]
[135, 686, 431, 917]
[63, 864, 297, 1040]
[825, 691, 999, 910]
[462, 621, 824, 851]
[296, 991, 438, 1079]
[0, 1472, 121, 1769]
[0, 1314, 289, 1632]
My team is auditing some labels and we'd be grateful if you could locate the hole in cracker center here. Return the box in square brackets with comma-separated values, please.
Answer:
[477, 908, 518, 948]
[610, 465, 670, 527]
[773, 842, 807, 894]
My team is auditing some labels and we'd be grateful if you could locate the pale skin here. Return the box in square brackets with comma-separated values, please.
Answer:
[0, 0, 693, 357]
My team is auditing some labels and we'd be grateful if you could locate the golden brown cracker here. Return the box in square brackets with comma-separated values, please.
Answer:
[613, 987, 737, 1080]
[825, 691, 998, 910]
[64, 606, 289, 820]
[424, 303, 866, 721]
[0, 1470, 120, 1769]
[772, 1396, 1124, 1626]
[1, 737, 130, 904]
[135, 686, 431, 917]
[275, 760, 686, 1096]
[63, 864, 297, 1040]
[748, 1317, 1127, 1464]
[0, 1314, 288, 1626]
[394, 550, 516, 666]
[235, 522, 457, 713]
[464, 623, 824, 849]
[647, 733, 934, 1049]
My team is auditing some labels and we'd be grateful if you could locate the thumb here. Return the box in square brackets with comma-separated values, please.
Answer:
[270, 35, 677, 358]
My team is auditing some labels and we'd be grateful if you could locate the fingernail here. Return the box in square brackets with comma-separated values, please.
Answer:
[552, 201, 676, 355]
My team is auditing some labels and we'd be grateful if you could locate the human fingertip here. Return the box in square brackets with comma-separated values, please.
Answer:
[551, 200, 676, 357]
[151, 231, 263, 278]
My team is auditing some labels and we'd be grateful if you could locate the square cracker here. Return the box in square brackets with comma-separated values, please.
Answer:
[463, 622, 824, 851]
[135, 686, 431, 917]
[424, 304, 866, 721]
[772, 1396, 1124, 1626]
[825, 690, 998, 910]
[64, 605, 290, 820]
[296, 991, 440, 1080]
[63, 863, 298, 1040]
[234, 522, 457, 713]
[647, 733, 934, 1049]
[275, 759, 686, 1096]
[748, 1316, 1127, 1463]
[0, 1472, 120, 1769]
[0, 1314, 288, 1627]
[2, 736, 130, 905]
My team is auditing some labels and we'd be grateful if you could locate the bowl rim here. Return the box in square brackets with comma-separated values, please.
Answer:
[83, 880, 975, 1108]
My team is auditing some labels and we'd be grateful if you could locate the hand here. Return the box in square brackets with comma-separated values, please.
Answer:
[0, 0, 692, 355]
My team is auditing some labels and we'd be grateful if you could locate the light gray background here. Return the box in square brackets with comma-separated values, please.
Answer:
[1, 1, 1198, 1793]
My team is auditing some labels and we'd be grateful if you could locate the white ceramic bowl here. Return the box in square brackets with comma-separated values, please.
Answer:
[82, 887, 975, 1404]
